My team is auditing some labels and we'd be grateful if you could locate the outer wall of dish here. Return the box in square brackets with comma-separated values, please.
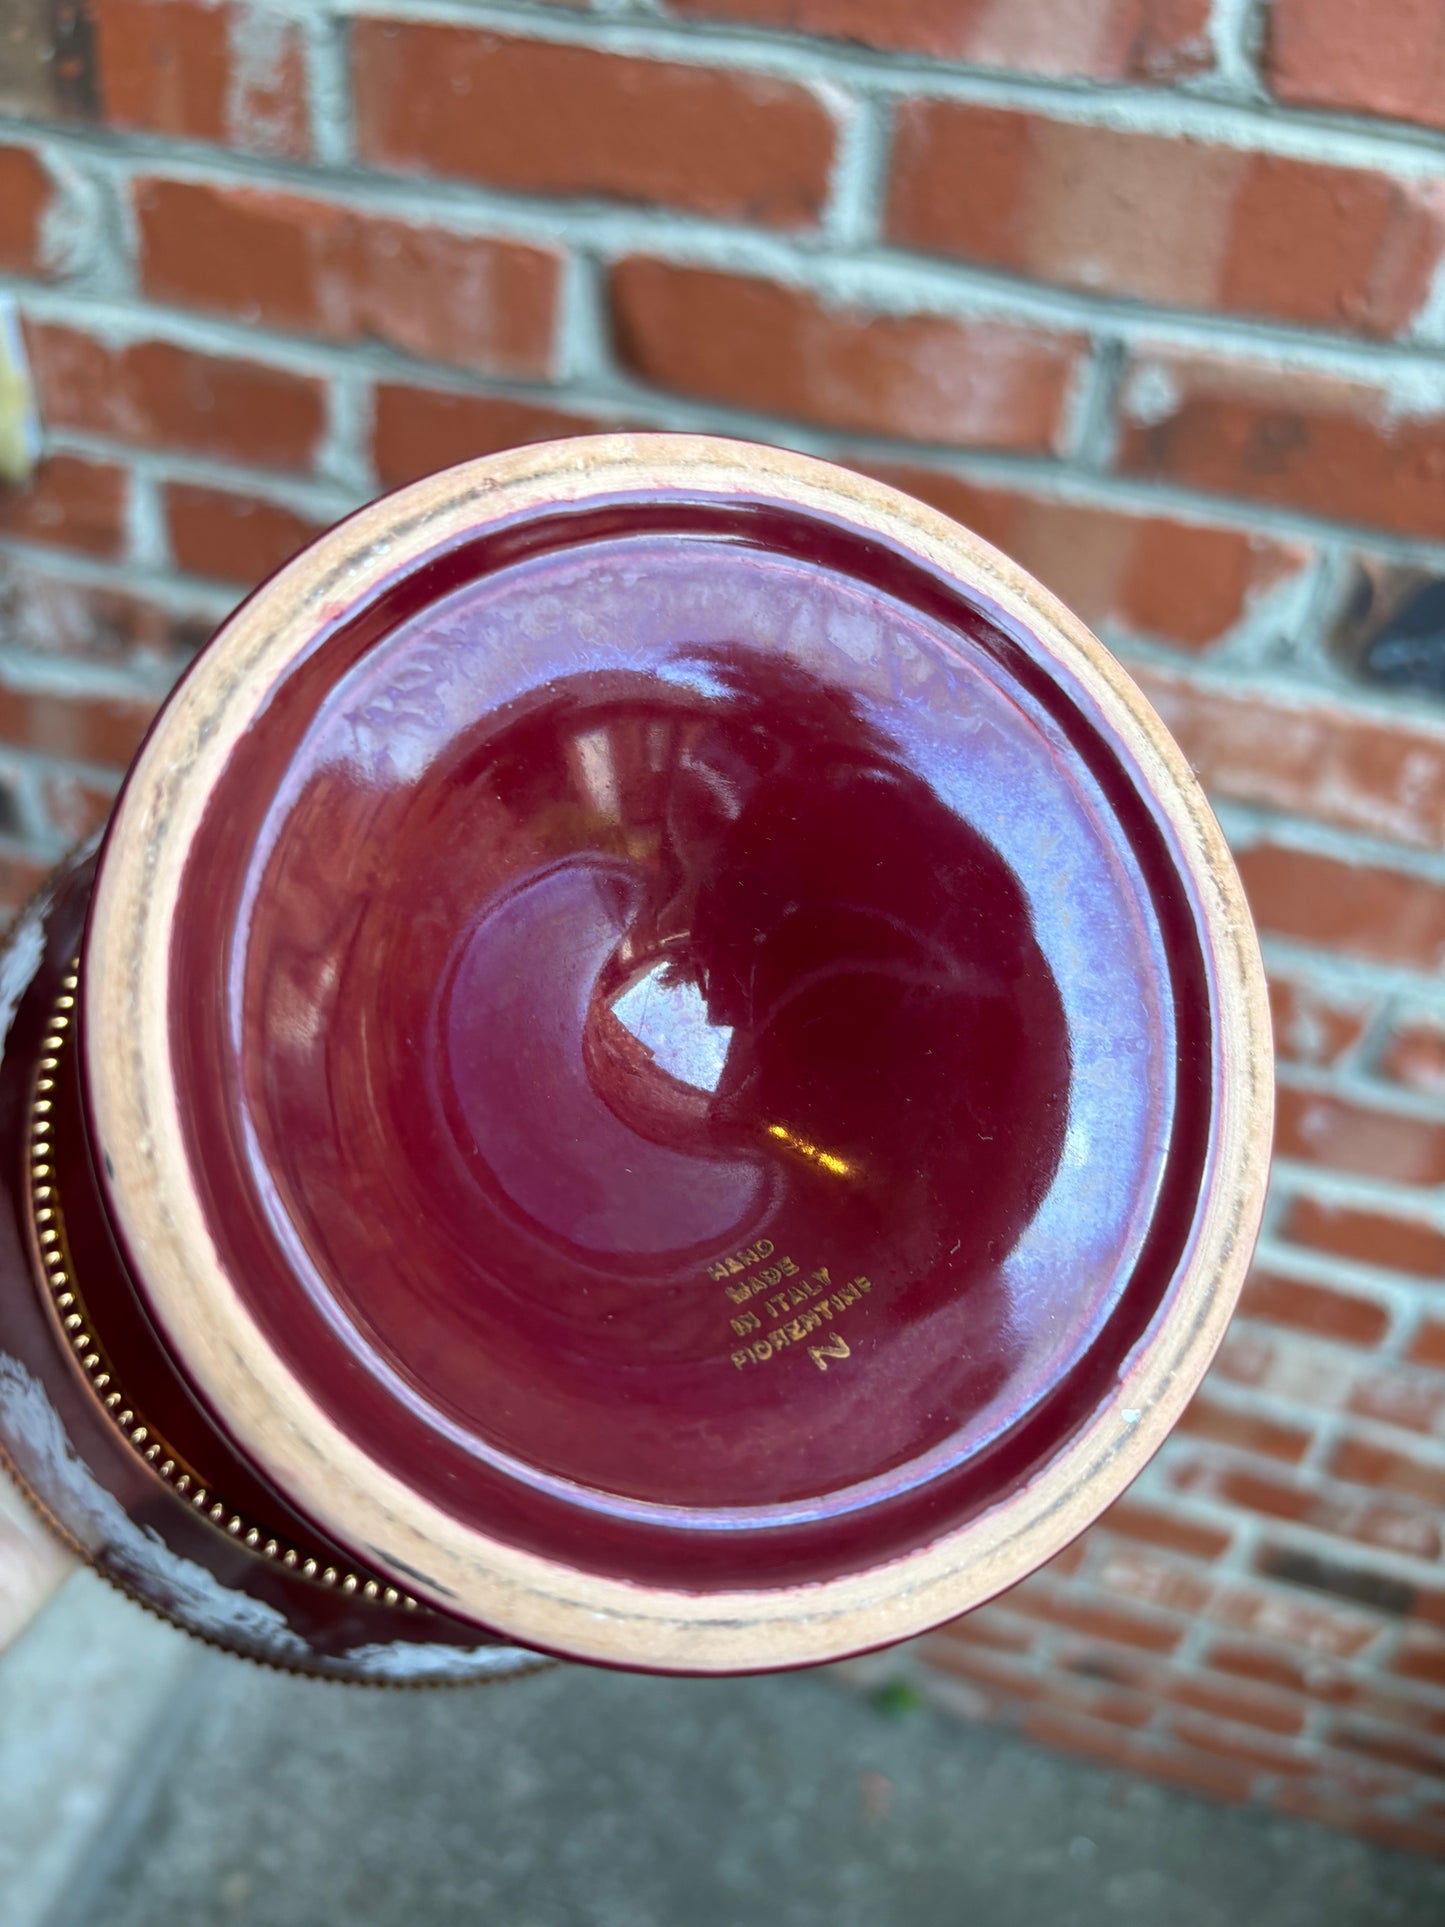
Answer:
[0, 849, 547, 1686]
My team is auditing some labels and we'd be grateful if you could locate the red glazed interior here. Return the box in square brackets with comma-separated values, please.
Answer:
[148, 492, 1214, 1595]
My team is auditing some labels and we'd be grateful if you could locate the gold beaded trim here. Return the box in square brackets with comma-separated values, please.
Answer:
[29, 960, 417, 1613]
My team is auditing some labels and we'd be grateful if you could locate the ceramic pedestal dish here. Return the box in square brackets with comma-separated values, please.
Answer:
[0, 436, 1273, 1682]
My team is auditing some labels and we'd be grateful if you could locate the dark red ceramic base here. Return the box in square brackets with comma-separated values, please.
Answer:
[0, 849, 545, 1684]
[163, 492, 1211, 1594]
[71, 438, 1270, 1671]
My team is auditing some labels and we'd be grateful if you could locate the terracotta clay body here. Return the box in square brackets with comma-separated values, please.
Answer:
[2, 438, 1273, 1677]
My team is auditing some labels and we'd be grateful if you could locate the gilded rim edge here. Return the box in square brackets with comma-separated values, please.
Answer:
[29, 960, 421, 1610]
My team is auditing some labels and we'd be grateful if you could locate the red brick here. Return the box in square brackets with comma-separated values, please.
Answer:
[934, 1612, 1036, 1655]
[0, 556, 214, 669]
[353, 22, 835, 229]
[889, 103, 1445, 338]
[135, 179, 562, 380]
[1356, 1688, 1445, 1749]
[1209, 1326, 1279, 1390]
[1018, 1706, 1142, 1773]
[1282, 1194, 1445, 1280]
[1209, 1326, 1359, 1416]
[1269, 1784, 1365, 1834]
[1268, 0, 1445, 135]
[664, 0, 1213, 81]
[1235, 842, 1445, 972]
[1036, 1539, 1088, 1580]
[1167, 1710, 1314, 1774]
[1176, 1387, 1315, 1461]
[1134, 666, 1445, 854]
[1381, 1021, 1445, 1102]
[25, 323, 326, 471]
[0, 456, 127, 559]
[1394, 1629, 1445, 1687]
[919, 1668, 1001, 1721]
[1281, 1762, 1422, 1816]
[1268, 974, 1371, 1069]
[1349, 1365, 1445, 1438]
[1239, 1271, 1390, 1349]
[1355, 1811, 1445, 1859]
[1329, 1749, 1443, 1801]
[861, 465, 1306, 650]
[1328, 1722, 1445, 1780]
[1052, 1680, 1157, 1730]
[1275, 1085, 1445, 1184]
[1001, 1581, 1183, 1653]
[1411, 1576, 1445, 1629]
[371, 382, 604, 491]
[611, 258, 1083, 450]
[1094, 1545, 1213, 1618]
[1173, 1458, 1443, 1561]
[1023, 1709, 1261, 1802]
[91, 0, 308, 157]
[164, 483, 325, 588]
[1255, 1542, 1418, 1619]
[1052, 1642, 1153, 1695]
[0, 143, 51, 274]
[993, 1649, 1161, 1736]
[1330, 1434, 1445, 1507]
[1410, 1318, 1445, 1369]
[1209, 1580, 1383, 1659]
[0, 683, 158, 769]
[1204, 1639, 1355, 1703]
[935, 1642, 1161, 1738]
[37, 769, 118, 844]
[1126, 1741, 1258, 1804]
[922, 1636, 1043, 1703]
[1286, 1670, 1445, 1743]
[1117, 350, 1445, 542]
[1095, 1496, 1231, 1561]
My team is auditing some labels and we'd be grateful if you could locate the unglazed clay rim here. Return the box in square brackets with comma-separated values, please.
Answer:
[83, 434, 1273, 1673]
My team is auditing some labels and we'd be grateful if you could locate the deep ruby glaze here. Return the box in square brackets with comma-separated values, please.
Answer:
[109, 491, 1215, 1601]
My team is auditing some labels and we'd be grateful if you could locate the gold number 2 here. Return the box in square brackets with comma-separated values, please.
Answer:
[808, 1334, 851, 1372]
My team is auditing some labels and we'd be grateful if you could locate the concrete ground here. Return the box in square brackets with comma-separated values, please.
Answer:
[3, 1572, 1443, 1927]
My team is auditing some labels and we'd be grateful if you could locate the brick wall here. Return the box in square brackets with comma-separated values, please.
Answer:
[2, 0, 1445, 1854]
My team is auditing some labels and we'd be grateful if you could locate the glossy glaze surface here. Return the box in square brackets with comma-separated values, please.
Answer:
[162, 493, 1214, 1594]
